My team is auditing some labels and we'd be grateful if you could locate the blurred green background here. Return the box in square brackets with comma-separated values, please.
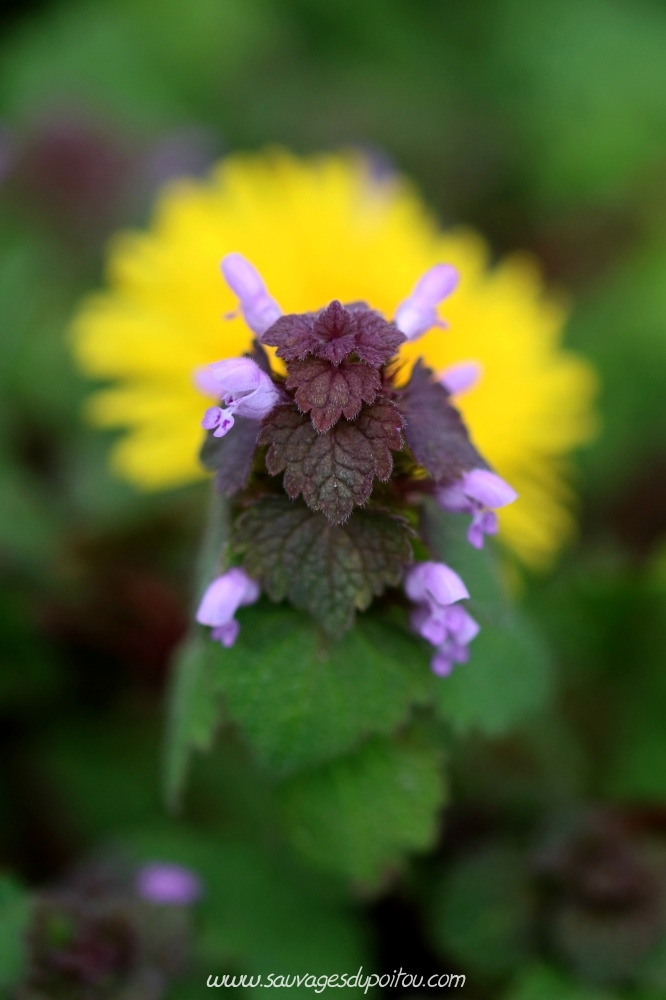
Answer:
[1, 0, 666, 996]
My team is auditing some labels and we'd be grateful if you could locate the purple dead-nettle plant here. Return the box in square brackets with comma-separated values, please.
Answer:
[196, 254, 517, 675]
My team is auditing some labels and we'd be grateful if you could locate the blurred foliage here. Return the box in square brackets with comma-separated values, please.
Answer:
[0, 0, 664, 995]
[0, 877, 31, 989]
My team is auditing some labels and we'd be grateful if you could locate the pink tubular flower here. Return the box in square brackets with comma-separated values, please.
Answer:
[436, 468, 518, 549]
[430, 603, 481, 676]
[440, 360, 482, 396]
[136, 863, 202, 906]
[221, 253, 282, 336]
[195, 567, 260, 647]
[405, 560, 479, 677]
[200, 356, 282, 438]
[404, 560, 469, 608]
[394, 264, 459, 341]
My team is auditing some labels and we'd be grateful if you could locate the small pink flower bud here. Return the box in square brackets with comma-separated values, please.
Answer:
[136, 863, 202, 906]
[440, 360, 482, 396]
[221, 253, 282, 336]
[211, 619, 240, 647]
[404, 560, 469, 608]
[207, 357, 281, 419]
[436, 469, 517, 549]
[194, 366, 225, 399]
[208, 356, 264, 396]
[394, 264, 459, 341]
[201, 357, 282, 436]
[461, 468, 518, 509]
[196, 568, 260, 647]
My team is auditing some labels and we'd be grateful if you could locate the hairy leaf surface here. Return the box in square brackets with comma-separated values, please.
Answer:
[286, 357, 380, 431]
[208, 603, 432, 774]
[263, 300, 404, 366]
[233, 495, 413, 633]
[280, 735, 446, 884]
[260, 400, 404, 523]
[399, 360, 487, 484]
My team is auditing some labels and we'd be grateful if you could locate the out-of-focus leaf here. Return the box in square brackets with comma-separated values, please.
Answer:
[0, 877, 31, 989]
[127, 828, 368, 982]
[0, 590, 61, 709]
[43, 716, 166, 838]
[164, 630, 222, 810]
[0, 0, 276, 128]
[164, 485, 230, 806]
[601, 572, 666, 800]
[0, 449, 58, 566]
[569, 239, 666, 497]
[421, 501, 553, 734]
[640, 936, 666, 993]
[207, 602, 432, 775]
[494, 0, 666, 207]
[429, 845, 532, 977]
[280, 735, 446, 885]
[504, 964, 617, 1000]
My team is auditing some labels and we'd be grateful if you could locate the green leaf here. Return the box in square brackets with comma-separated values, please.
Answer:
[164, 630, 222, 810]
[280, 735, 446, 885]
[193, 486, 230, 606]
[233, 495, 412, 634]
[429, 845, 532, 978]
[207, 602, 433, 775]
[504, 965, 617, 1000]
[260, 400, 403, 524]
[421, 501, 553, 735]
[0, 877, 31, 989]
[163, 487, 230, 808]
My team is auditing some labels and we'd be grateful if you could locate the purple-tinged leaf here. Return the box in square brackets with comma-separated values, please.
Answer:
[351, 307, 405, 367]
[200, 416, 259, 496]
[263, 300, 404, 367]
[262, 312, 316, 363]
[233, 495, 413, 634]
[287, 357, 381, 432]
[354, 398, 405, 479]
[399, 361, 487, 485]
[302, 300, 358, 364]
[260, 400, 404, 523]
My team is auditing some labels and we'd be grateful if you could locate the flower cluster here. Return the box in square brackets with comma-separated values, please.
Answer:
[194, 254, 518, 677]
[405, 561, 480, 676]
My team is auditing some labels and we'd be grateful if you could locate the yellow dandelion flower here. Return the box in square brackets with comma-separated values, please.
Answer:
[71, 150, 597, 568]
